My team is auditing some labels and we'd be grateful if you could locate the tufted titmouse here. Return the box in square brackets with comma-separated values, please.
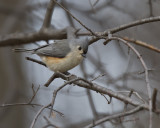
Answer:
[14, 38, 89, 73]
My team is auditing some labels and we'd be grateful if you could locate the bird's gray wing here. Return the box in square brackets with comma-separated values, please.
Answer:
[35, 40, 71, 58]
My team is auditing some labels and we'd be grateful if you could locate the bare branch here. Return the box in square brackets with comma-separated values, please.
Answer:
[109, 36, 152, 128]
[122, 36, 160, 53]
[51, 74, 151, 111]
[103, 16, 160, 35]
[26, 57, 47, 67]
[44, 73, 59, 87]
[0, 28, 67, 47]
[116, 91, 146, 103]
[24, 57, 157, 115]
[43, 116, 59, 128]
[88, 0, 96, 13]
[93, 0, 100, 7]
[30, 104, 51, 128]
[100, 93, 112, 104]
[0, 103, 43, 108]
[41, 0, 56, 29]
[124, 90, 134, 111]
[52, 0, 95, 36]
[152, 88, 158, 111]
[29, 85, 40, 104]
[89, 16, 160, 45]
[84, 106, 143, 128]
[49, 77, 87, 117]
[91, 73, 106, 81]
[44, 72, 72, 87]
[148, 0, 153, 16]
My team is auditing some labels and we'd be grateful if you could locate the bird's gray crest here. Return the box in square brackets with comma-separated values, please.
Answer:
[69, 38, 89, 54]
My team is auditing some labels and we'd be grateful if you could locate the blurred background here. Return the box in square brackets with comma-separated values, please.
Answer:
[0, 0, 160, 127]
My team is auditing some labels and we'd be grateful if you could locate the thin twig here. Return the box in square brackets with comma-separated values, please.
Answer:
[100, 93, 111, 104]
[152, 88, 157, 111]
[103, 16, 160, 35]
[93, 0, 100, 6]
[29, 85, 40, 104]
[84, 106, 143, 128]
[89, 0, 96, 13]
[124, 90, 134, 111]
[52, 0, 95, 35]
[43, 116, 59, 128]
[61, 1, 75, 27]
[32, 84, 36, 94]
[0, 102, 64, 118]
[116, 91, 146, 103]
[89, 16, 160, 44]
[43, 124, 58, 128]
[0, 103, 44, 108]
[91, 73, 106, 81]
[122, 36, 160, 53]
[148, 0, 153, 16]
[110, 36, 152, 128]
[49, 77, 85, 117]
[30, 104, 51, 128]
[26, 57, 47, 67]
[41, 0, 56, 29]
[80, 62, 106, 128]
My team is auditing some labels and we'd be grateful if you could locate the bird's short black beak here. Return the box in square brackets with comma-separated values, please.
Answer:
[81, 53, 86, 58]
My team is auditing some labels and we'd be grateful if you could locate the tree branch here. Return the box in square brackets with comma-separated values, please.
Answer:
[26, 57, 47, 67]
[84, 106, 143, 128]
[122, 36, 160, 53]
[152, 88, 157, 111]
[0, 28, 67, 47]
[109, 36, 152, 128]
[30, 104, 51, 128]
[52, 0, 95, 36]
[103, 16, 160, 35]
[89, 16, 160, 45]
[23, 57, 157, 116]
[41, 0, 56, 29]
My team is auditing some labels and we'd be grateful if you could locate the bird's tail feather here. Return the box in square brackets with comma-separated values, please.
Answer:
[13, 48, 34, 53]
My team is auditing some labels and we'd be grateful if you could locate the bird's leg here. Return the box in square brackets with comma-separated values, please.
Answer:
[62, 72, 77, 85]
[63, 72, 72, 82]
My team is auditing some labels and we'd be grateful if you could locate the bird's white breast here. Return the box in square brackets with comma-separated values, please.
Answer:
[40, 50, 83, 73]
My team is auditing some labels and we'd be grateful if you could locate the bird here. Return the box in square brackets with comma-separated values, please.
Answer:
[14, 38, 89, 73]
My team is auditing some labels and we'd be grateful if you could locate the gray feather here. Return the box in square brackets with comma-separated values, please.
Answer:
[14, 38, 89, 58]
[35, 40, 71, 58]
[14, 48, 34, 53]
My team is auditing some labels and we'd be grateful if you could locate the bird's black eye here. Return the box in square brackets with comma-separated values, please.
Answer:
[78, 46, 82, 50]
